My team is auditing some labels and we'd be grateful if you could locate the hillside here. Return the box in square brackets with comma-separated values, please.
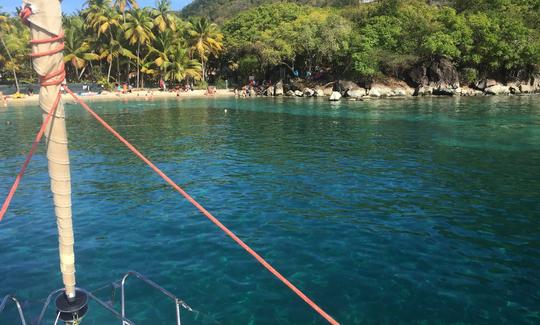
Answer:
[181, 0, 357, 22]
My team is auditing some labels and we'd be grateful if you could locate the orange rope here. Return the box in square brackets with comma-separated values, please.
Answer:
[0, 92, 62, 222]
[63, 86, 340, 325]
[1, 4, 66, 222]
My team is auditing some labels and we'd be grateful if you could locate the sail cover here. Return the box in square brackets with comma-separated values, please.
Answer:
[24, 0, 77, 299]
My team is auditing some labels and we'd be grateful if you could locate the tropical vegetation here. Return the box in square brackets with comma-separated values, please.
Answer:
[0, 0, 538, 92]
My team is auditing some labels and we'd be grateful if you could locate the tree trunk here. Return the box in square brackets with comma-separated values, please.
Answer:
[79, 65, 87, 80]
[117, 56, 121, 82]
[201, 58, 206, 82]
[1, 37, 20, 93]
[107, 59, 113, 83]
[136, 42, 141, 89]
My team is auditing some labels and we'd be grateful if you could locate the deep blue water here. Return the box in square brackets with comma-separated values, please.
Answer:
[1, 96, 539, 324]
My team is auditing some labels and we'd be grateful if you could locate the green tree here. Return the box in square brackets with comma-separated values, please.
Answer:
[152, 0, 176, 32]
[0, 14, 21, 93]
[124, 8, 155, 88]
[63, 17, 100, 80]
[187, 17, 223, 82]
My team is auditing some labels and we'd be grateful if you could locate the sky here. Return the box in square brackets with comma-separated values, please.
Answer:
[0, 0, 192, 14]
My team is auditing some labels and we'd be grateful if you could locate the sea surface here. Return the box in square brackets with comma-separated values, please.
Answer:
[1, 96, 539, 324]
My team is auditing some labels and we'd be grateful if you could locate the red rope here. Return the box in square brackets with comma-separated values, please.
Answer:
[63, 86, 340, 325]
[1, 5, 67, 221]
[0, 92, 62, 222]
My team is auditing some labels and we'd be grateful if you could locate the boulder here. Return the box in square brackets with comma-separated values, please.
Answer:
[475, 79, 497, 91]
[338, 80, 361, 92]
[506, 82, 521, 94]
[250, 89, 257, 97]
[315, 88, 325, 97]
[265, 86, 275, 96]
[432, 86, 458, 96]
[459, 86, 483, 96]
[368, 84, 393, 97]
[286, 90, 295, 96]
[323, 87, 333, 96]
[329, 91, 342, 101]
[294, 90, 304, 97]
[303, 88, 315, 97]
[520, 83, 535, 93]
[416, 86, 433, 96]
[532, 74, 540, 92]
[346, 89, 366, 98]
[484, 84, 510, 95]
[392, 85, 414, 96]
[274, 81, 284, 96]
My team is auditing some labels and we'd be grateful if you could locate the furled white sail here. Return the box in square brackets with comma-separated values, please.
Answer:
[24, 0, 77, 299]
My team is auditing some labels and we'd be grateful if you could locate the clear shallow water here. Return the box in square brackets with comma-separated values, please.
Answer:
[1, 96, 539, 324]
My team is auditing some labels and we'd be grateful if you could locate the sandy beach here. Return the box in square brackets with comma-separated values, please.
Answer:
[2, 89, 235, 107]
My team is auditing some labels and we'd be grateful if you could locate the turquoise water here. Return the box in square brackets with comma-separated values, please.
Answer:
[1, 96, 539, 324]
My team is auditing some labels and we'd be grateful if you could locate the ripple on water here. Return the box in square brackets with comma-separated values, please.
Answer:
[1, 97, 540, 324]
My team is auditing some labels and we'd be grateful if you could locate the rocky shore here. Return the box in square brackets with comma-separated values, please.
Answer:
[261, 59, 540, 100]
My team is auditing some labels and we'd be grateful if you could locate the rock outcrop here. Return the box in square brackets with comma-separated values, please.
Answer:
[303, 88, 315, 97]
[484, 84, 510, 95]
[368, 80, 414, 97]
[410, 58, 460, 96]
[329, 91, 342, 101]
[346, 89, 367, 98]
[274, 81, 284, 96]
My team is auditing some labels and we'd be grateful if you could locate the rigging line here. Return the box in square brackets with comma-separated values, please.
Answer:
[63, 85, 340, 325]
[0, 92, 62, 222]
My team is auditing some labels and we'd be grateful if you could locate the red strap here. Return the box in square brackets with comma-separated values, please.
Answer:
[0, 92, 62, 222]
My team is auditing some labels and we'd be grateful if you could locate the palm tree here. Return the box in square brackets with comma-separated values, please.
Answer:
[114, 0, 139, 25]
[0, 15, 20, 93]
[152, 0, 176, 32]
[161, 46, 202, 84]
[124, 8, 154, 88]
[98, 33, 136, 82]
[86, 4, 121, 38]
[113, 0, 139, 14]
[83, 0, 113, 18]
[84, 5, 125, 83]
[186, 17, 224, 82]
[64, 18, 100, 80]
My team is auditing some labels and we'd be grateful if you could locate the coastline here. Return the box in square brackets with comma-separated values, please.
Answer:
[3, 86, 539, 108]
[2, 89, 236, 106]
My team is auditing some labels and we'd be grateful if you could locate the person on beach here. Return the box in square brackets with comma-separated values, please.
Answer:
[0, 92, 6, 107]
[159, 78, 165, 91]
[206, 86, 216, 96]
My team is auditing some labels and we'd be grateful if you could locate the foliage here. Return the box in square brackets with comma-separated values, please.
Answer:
[0, 0, 538, 90]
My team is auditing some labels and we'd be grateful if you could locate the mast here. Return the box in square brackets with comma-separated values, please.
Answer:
[24, 0, 77, 300]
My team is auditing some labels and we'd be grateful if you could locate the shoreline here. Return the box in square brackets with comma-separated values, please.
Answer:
[2, 89, 236, 106]
[2, 87, 539, 107]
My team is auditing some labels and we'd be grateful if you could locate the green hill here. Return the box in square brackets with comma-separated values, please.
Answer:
[181, 0, 358, 22]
